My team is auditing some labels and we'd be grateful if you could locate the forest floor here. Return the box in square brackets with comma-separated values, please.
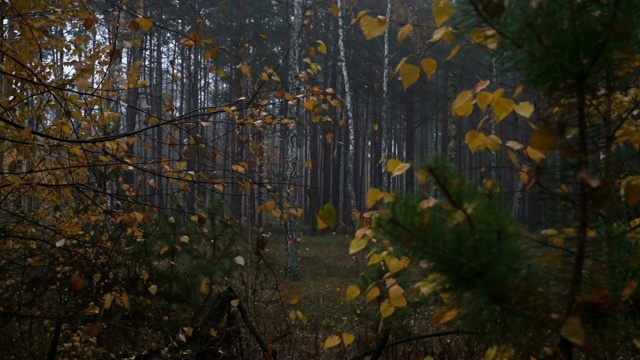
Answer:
[250, 230, 473, 360]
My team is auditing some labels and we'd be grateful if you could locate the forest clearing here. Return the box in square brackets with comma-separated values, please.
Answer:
[1, 0, 639, 359]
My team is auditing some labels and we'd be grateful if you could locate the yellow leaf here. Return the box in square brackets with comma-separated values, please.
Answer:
[384, 255, 410, 273]
[209, 328, 218, 337]
[159, 246, 169, 255]
[452, 90, 474, 117]
[103, 293, 113, 309]
[429, 26, 451, 43]
[296, 310, 308, 325]
[466, 130, 486, 153]
[342, 333, 355, 346]
[525, 146, 546, 162]
[361, 15, 388, 40]
[380, 299, 395, 318]
[392, 163, 411, 177]
[324, 335, 341, 348]
[491, 96, 515, 122]
[476, 91, 493, 112]
[560, 314, 586, 346]
[484, 345, 515, 360]
[514, 101, 534, 118]
[234, 256, 245, 266]
[416, 169, 430, 185]
[349, 237, 369, 254]
[421, 58, 437, 80]
[366, 286, 381, 304]
[317, 203, 337, 230]
[486, 134, 502, 151]
[366, 187, 384, 209]
[513, 84, 524, 97]
[386, 158, 403, 173]
[505, 140, 525, 151]
[389, 285, 407, 307]
[317, 40, 327, 54]
[121, 292, 131, 311]
[346, 285, 360, 301]
[148, 284, 157, 295]
[432, 0, 455, 27]
[200, 277, 210, 293]
[400, 63, 420, 90]
[476, 80, 491, 92]
[138, 18, 153, 32]
[179, 235, 190, 243]
[529, 124, 557, 153]
[55, 239, 66, 247]
[332, 3, 340, 17]
[432, 308, 457, 326]
[397, 24, 414, 44]
[444, 44, 461, 61]
[289, 297, 301, 305]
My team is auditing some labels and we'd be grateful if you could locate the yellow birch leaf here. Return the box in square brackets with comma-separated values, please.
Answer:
[103, 293, 113, 309]
[476, 80, 491, 92]
[476, 91, 493, 112]
[332, 4, 340, 17]
[179, 235, 190, 243]
[432, 308, 458, 326]
[486, 134, 502, 151]
[296, 310, 308, 325]
[317, 203, 337, 229]
[289, 297, 301, 305]
[514, 101, 534, 118]
[349, 237, 369, 254]
[429, 26, 451, 43]
[444, 44, 461, 61]
[505, 140, 525, 151]
[392, 163, 411, 177]
[452, 90, 474, 117]
[342, 333, 355, 346]
[432, 0, 455, 27]
[525, 146, 546, 162]
[529, 124, 557, 153]
[367, 187, 384, 209]
[622, 176, 640, 206]
[148, 284, 157, 295]
[368, 253, 383, 265]
[121, 292, 131, 311]
[77, 77, 91, 91]
[416, 169, 430, 185]
[160, 246, 169, 255]
[234, 256, 245, 266]
[466, 130, 486, 153]
[400, 63, 420, 90]
[507, 150, 520, 168]
[421, 57, 437, 80]
[138, 18, 153, 32]
[491, 96, 515, 122]
[200, 277, 210, 293]
[397, 24, 414, 44]
[390, 294, 407, 307]
[366, 286, 381, 304]
[360, 15, 388, 40]
[317, 40, 327, 54]
[560, 314, 586, 346]
[346, 285, 360, 301]
[324, 335, 341, 348]
[387, 158, 403, 173]
[380, 299, 395, 318]
[513, 84, 524, 97]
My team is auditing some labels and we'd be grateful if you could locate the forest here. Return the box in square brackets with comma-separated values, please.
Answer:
[0, 0, 639, 359]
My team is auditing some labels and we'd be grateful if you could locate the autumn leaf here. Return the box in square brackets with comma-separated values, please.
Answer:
[380, 299, 395, 318]
[366, 187, 384, 209]
[324, 335, 341, 348]
[561, 313, 586, 346]
[360, 15, 388, 40]
[346, 285, 360, 301]
[491, 95, 515, 122]
[529, 124, 557, 153]
[234, 256, 245, 266]
[421, 58, 437, 80]
[317, 203, 337, 230]
[432, 308, 458, 326]
[444, 44, 461, 61]
[349, 237, 369, 254]
[148, 284, 157, 295]
[366, 286, 381, 304]
[476, 91, 493, 112]
[466, 130, 486, 153]
[137, 18, 153, 32]
[400, 63, 420, 90]
[342, 333, 355, 346]
[513, 101, 534, 118]
[452, 90, 474, 117]
[432, 0, 455, 27]
[317, 40, 327, 54]
[397, 24, 414, 44]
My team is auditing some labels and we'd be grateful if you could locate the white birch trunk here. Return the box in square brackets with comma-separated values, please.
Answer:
[337, 0, 358, 227]
[284, 0, 304, 280]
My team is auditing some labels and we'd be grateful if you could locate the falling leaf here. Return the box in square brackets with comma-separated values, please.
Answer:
[360, 15, 388, 40]
[346, 285, 361, 301]
[514, 101, 534, 118]
[432, 0, 455, 27]
[400, 63, 420, 90]
[421, 58, 437, 80]
[324, 335, 341, 348]
[148, 284, 157, 295]
[529, 124, 557, 153]
[234, 256, 245, 266]
[138, 18, 153, 32]
[397, 24, 414, 44]
[560, 313, 586, 346]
